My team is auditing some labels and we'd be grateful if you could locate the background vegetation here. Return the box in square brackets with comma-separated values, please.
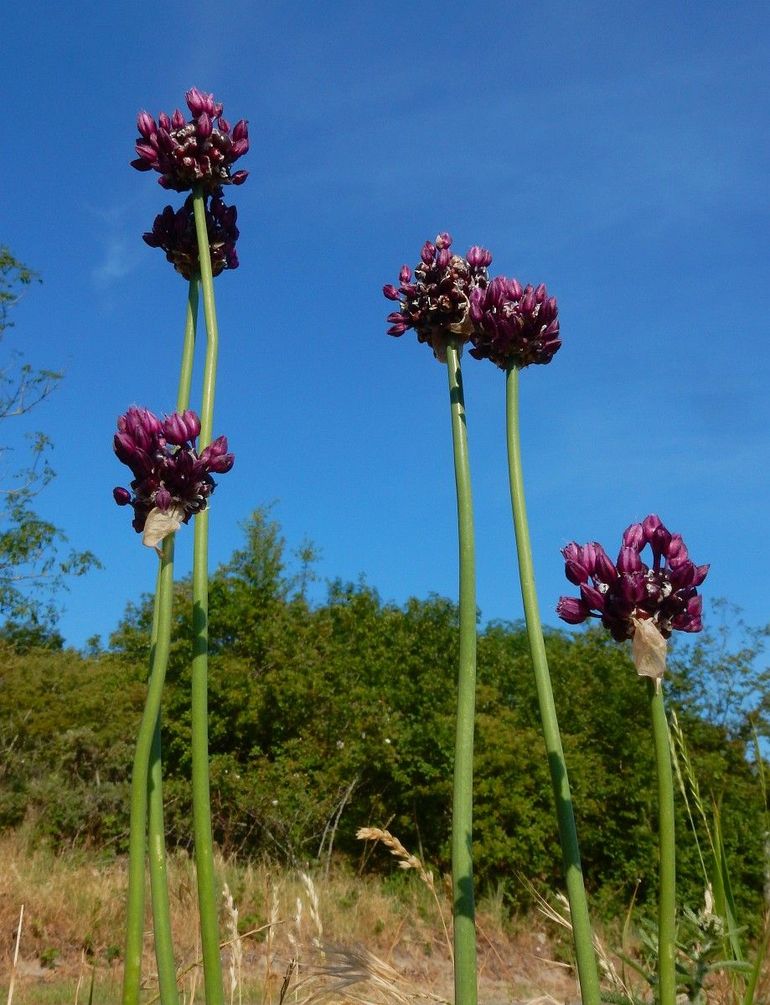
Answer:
[2, 508, 767, 925]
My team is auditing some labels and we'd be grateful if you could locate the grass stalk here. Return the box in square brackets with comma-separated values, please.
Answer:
[444, 341, 478, 1005]
[191, 186, 225, 1005]
[648, 679, 676, 1005]
[505, 364, 600, 1005]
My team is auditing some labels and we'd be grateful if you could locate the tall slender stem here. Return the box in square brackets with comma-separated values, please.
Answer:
[122, 538, 176, 1005]
[506, 365, 600, 1005]
[190, 188, 225, 1005]
[649, 678, 677, 1005]
[146, 277, 199, 1004]
[444, 341, 478, 1005]
[124, 281, 198, 1005]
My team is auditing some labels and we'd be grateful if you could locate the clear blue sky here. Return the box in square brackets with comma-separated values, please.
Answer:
[3, 1, 769, 649]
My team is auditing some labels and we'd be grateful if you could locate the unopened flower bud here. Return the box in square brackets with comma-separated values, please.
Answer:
[466, 246, 493, 268]
[622, 523, 645, 550]
[197, 112, 213, 139]
[155, 487, 172, 510]
[556, 596, 590, 624]
[137, 111, 156, 138]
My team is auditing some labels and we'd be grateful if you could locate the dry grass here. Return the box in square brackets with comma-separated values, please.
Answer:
[0, 828, 582, 1004]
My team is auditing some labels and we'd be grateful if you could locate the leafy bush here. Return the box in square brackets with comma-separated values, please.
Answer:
[0, 508, 765, 919]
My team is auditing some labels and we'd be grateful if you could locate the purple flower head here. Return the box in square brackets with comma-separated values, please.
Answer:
[131, 89, 249, 193]
[113, 406, 234, 539]
[556, 515, 708, 643]
[142, 191, 240, 279]
[384, 234, 493, 361]
[469, 277, 560, 370]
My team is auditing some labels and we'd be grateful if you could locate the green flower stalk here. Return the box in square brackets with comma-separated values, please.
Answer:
[467, 274, 600, 1004]
[146, 278, 199, 1005]
[121, 536, 177, 1005]
[505, 367, 600, 1005]
[384, 234, 492, 1005]
[558, 514, 709, 1005]
[445, 339, 478, 1005]
[120, 285, 197, 1005]
[189, 184, 225, 1005]
[650, 677, 677, 1005]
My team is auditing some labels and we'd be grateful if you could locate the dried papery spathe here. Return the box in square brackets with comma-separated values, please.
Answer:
[631, 616, 668, 682]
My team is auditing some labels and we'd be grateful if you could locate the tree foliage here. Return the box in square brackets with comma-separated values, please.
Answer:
[0, 507, 766, 921]
[0, 246, 98, 624]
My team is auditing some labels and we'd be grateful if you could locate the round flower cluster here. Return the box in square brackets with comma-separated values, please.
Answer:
[142, 192, 239, 280]
[113, 406, 234, 535]
[383, 235, 492, 361]
[469, 276, 560, 368]
[556, 515, 708, 642]
[131, 87, 249, 192]
[384, 234, 559, 367]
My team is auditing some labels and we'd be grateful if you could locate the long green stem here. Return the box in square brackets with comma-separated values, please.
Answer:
[649, 678, 677, 1005]
[146, 278, 199, 1004]
[505, 366, 600, 1005]
[191, 188, 225, 1005]
[122, 538, 177, 1005]
[445, 341, 478, 1005]
[124, 282, 198, 1003]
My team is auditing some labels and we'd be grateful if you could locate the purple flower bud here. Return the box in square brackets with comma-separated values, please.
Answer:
[650, 524, 672, 558]
[466, 246, 493, 268]
[642, 514, 662, 540]
[135, 142, 159, 163]
[218, 116, 231, 134]
[692, 564, 710, 587]
[579, 542, 598, 574]
[113, 486, 131, 506]
[435, 233, 452, 249]
[186, 86, 206, 115]
[622, 523, 645, 550]
[420, 242, 435, 265]
[580, 583, 606, 612]
[383, 284, 400, 301]
[197, 112, 213, 139]
[137, 111, 156, 138]
[617, 573, 647, 604]
[592, 544, 617, 584]
[158, 111, 172, 131]
[617, 546, 644, 575]
[155, 487, 172, 510]
[200, 435, 235, 473]
[399, 265, 411, 284]
[556, 596, 591, 624]
[163, 409, 201, 445]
